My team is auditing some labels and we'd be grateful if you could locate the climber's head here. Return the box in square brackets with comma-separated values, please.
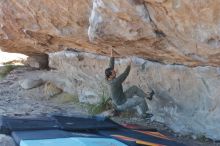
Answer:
[105, 68, 116, 80]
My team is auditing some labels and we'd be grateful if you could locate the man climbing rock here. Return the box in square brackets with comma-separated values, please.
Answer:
[105, 49, 154, 118]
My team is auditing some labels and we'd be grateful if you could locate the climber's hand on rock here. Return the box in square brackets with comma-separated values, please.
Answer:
[111, 48, 114, 57]
[127, 58, 132, 66]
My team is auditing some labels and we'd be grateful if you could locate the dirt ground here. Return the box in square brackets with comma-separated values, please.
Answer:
[0, 66, 219, 146]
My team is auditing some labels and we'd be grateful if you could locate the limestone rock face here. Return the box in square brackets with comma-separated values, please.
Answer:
[48, 51, 220, 140]
[27, 54, 49, 69]
[0, 0, 219, 67]
[0, 0, 92, 55]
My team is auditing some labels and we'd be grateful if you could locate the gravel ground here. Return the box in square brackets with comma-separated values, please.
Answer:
[0, 66, 88, 116]
[0, 66, 220, 146]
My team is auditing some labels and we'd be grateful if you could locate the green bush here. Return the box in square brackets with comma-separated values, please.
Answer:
[196, 135, 211, 142]
[84, 92, 112, 115]
[0, 65, 16, 79]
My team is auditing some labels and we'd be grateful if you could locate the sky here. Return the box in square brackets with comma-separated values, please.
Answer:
[0, 50, 27, 66]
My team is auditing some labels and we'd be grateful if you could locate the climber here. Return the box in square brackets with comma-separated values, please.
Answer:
[105, 49, 154, 118]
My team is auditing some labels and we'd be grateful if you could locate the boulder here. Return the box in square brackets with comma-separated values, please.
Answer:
[48, 51, 220, 140]
[43, 82, 63, 98]
[19, 78, 44, 89]
[0, 0, 219, 67]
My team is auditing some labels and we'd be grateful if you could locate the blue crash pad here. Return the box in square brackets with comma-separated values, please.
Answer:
[53, 115, 119, 131]
[20, 137, 128, 146]
[12, 130, 101, 145]
[0, 116, 59, 134]
[12, 130, 73, 144]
